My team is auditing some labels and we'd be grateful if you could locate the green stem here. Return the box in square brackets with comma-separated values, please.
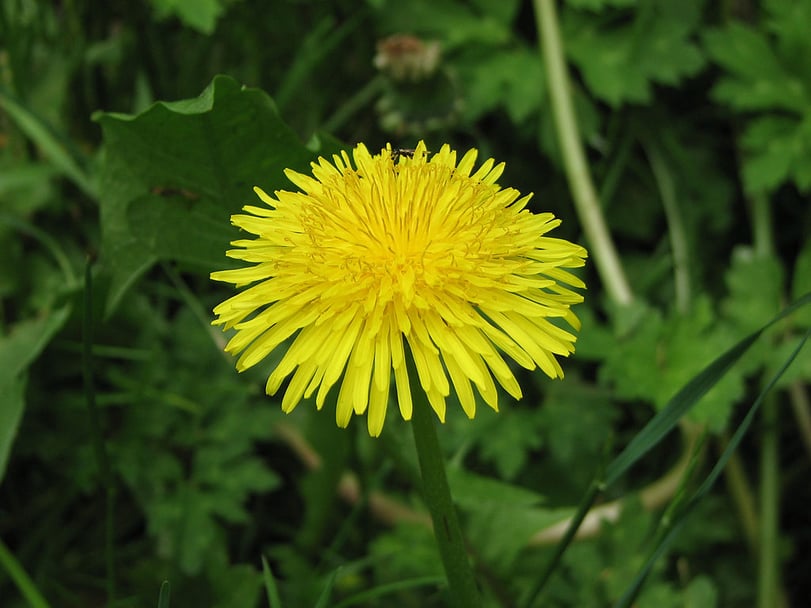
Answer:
[0, 537, 52, 608]
[719, 436, 759, 553]
[644, 142, 690, 313]
[533, 0, 633, 306]
[83, 261, 116, 604]
[750, 192, 774, 259]
[788, 381, 811, 462]
[409, 384, 481, 607]
[321, 76, 385, 135]
[757, 394, 780, 608]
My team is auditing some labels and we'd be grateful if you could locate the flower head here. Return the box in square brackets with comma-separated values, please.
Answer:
[211, 141, 587, 436]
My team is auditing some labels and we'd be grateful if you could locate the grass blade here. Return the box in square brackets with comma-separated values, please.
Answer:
[313, 568, 340, 608]
[525, 293, 811, 605]
[157, 580, 171, 608]
[261, 555, 283, 608]
[0, 537, 52, 608]
[614, 328, 811, 608]
[605, 292, 811, 485]
[0, 85, 96, 198]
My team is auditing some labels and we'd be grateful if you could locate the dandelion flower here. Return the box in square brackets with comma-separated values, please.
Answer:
[211, 141, 587, 436]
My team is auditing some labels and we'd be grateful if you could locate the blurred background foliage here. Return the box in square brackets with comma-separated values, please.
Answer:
[1, 0, 810, 606]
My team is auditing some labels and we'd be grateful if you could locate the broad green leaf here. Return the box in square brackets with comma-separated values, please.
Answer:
[94, 75, 323, 314]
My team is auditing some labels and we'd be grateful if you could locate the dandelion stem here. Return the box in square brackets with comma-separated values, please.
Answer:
[533, 0, 633, 306]
[409, 388, 481, 607]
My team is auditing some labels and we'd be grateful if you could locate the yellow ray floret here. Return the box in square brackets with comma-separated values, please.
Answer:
[211, 141, 587, 436]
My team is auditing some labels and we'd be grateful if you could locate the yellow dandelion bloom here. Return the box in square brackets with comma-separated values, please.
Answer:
[211, 141, 587, 436]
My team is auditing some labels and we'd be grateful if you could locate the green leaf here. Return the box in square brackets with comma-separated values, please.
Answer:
[564, 0, 705, 107]
[261, 556, 283, 608]
[149, 0, 227, 34]
[684, 576, 718, 608]
[566, 0, 635, 9]
[0, 85, 95, 198]
[476, 409, 543, 480]
[719, 247, 784, 374]
[605, 293, 811, 486]
[458, 48, 545, 123]
[614, 328, 810, 607]
[468, 0, 522, 24]
[704, 4, 811, 194]
[792, 242, 811, 327]
[447, 467, 544, 510]
[448, 468, 559, 568]
[739, 115, 811, 194]
[376, 0, 512, 49]
[157, 581, 171, 608]
[0, 306, 71, 482]
[601, 297, 744, 432]
[93, 75, 322, 314]
[704, 23, 808, 113]
[721, 247, 784, 333]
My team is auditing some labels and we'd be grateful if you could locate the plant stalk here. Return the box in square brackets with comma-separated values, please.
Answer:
[758, 393, 781, 608]
[409, 386, 481, 607]
[533, 0, 633, 306]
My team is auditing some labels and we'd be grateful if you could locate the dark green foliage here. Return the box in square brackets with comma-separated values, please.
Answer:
[2, 0, 811, 606]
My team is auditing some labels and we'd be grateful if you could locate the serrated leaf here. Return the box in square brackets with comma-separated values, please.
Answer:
[477, 409, 543, 479]
[704, 4, 811, 194]
[564, 0, 705, 107]
[721, 247, 784, 333]
[376, 0, 511, 49]
[601, 298, 744, 432]
[94, 75, 322, 315]
[704, 23, 808, 113]
[740, 115, 811, 194]
[459, 48, 545, 123]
